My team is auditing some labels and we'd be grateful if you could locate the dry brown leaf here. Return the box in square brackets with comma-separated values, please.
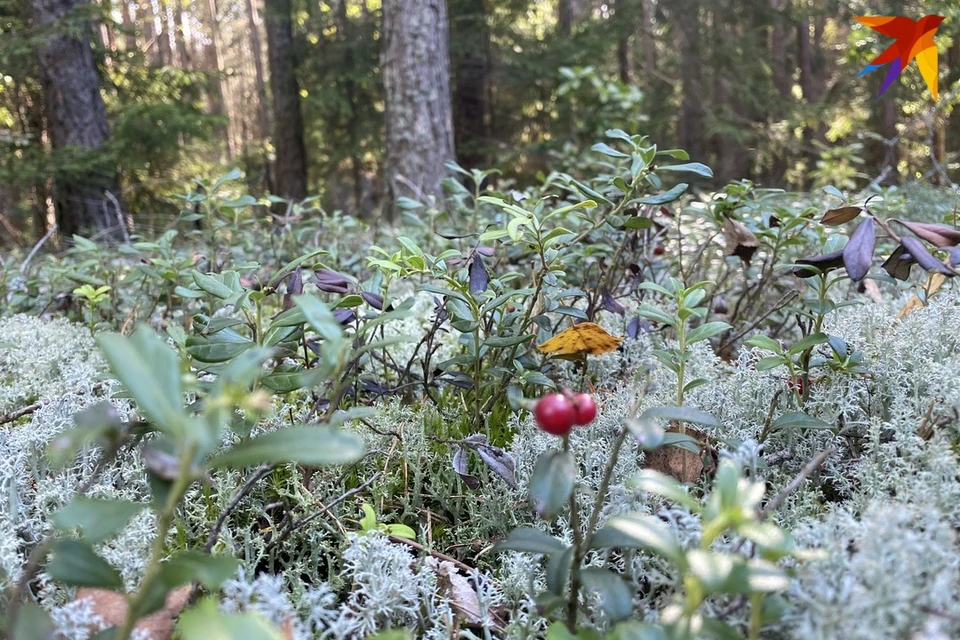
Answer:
[536, 322, 623, 356]
[897, 272, 947, 319]
[425, 557, 482, 625]
[721, 218, 759, 265]
[643, 428, 705, 483]
[73, 585, 191, 640]
[819, 206, 863, 226]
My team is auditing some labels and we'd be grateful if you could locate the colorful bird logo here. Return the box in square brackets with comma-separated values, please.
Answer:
[855, 14, 944, 101]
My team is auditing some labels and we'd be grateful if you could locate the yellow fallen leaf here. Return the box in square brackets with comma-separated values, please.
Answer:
[897, 272, 946, 319]
[537, 322, 623, 356]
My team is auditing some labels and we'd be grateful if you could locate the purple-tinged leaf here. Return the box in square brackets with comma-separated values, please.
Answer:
[476, 443, 518, 489]
[283, 267, 303, 310]
[881, 244, 914, 281]
[333, 309, 356, 325]
[476, 246, 495, 257]
[901, 236, 958, 276]
[793, 250, 845, 277]
[452, 448, 480, 490]
[626, 315, 651, 339]
[361, 291, 384, 310]
[897, 221, 960, 248]
[842, 217, 875, 282]
[469, 255, 489, 294]
[600, 288, 626, 316]
[314, 269, 350, 293]
[949, 247, 960, 267]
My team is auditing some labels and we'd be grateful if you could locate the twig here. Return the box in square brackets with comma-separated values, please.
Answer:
[264, 472, 381, 554]
[759, 448, 836, 521]
[719, 291, 798, 352]
[0, 399, 50, 426]
[20, 223, 57, 274]
[204, 464, 276, 552]
[387, 534, 496, 585]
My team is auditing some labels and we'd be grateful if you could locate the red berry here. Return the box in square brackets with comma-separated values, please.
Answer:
[534, 393, 576, 436]
[787, 377, 805, 395]
[653, 246, 665, 256]
[571, 393, 597, 426]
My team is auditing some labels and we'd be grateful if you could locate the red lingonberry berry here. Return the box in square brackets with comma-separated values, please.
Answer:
[787, 377, 806, 396]
[653, 246, 665, 256]
[571, 393, 597, 426]
[534, 393, 576, 436]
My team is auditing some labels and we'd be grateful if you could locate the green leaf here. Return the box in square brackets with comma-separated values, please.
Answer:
[192, 271, 233, 299]
[11, 603, 56, 640]
[186, 333, 255, 364]
[98, 326, 186, 437]
[483, 334, 536, 349]
[636, 304, 676, 326]
[294, 295, 344, 343]
[608, 621, 669, 640]
[47, 540, 124, 589]
[367, 632, 414, 640]
[529, 450, 575, 520]
[624, 216, 654, 230]
[52, 498, 144, 543]
[592, 142, 629, 158]
[660, 431, 702, 454]
[631, 470, 700, 511]
[623, 417, 664, 450]
[745, 335, 782, 353]
[637, 183, 689, 205]
[658, 162, 713, 178]
[787, 332, 829, 355]
[687, 549, 745, 593]
[159, 550, 240, 589]
[640, 405, 720, 428]
[756, 356, 786, 371]
[210, 425, 364, 469]
[745, 559, 790, 593]
[383, 523, 417, 539]
[496, 527, 567, 554]
[580, 568, 632, 622]
[359, 503, 377, 531]
[179, 598, 285, 640]
[686, 322, 731, 344]
[605, 515, 683, 565]
[770, 411, 833, 432]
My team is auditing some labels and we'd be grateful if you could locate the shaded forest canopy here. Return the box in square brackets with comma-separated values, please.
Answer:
[1, 0, 959, 243]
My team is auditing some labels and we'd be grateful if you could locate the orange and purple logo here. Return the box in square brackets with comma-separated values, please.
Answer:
[855, 14, 944, 101]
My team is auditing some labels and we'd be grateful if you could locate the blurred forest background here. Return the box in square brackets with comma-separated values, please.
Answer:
[1, 0, 959, 244]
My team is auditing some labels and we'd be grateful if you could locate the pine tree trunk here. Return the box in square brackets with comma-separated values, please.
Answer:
[615, 0, 632, 84]
[171, 0, 190, 67]
[244, 0, 270, 141]
[674, 0, 705, 162]
[155, 0, 172, 65]
[450, 0, 490, 169]
[203, 0, 234, 160]
[121, 0, 137, 53]
[381, 0, 456, 217]
[140, 0, 159, 64]
[264, 0, 307, 200]
[31, 0, 126, 240]
[558, 0, 587, 35]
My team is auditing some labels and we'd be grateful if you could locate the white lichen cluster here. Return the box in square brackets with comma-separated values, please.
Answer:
[3, 280, 960, 638]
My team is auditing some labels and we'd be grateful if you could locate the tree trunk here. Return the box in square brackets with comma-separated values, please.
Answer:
[674, 0, 705, 162]
[381, 0, 456, 216]
[244, 0, 270, 141]
[155, 0, 172, 65]
[639, 0, 656, 77]
[450, 0, 490, 169]
[558, 0, 587, 35]
[140, 0, 159, 64]
[203, 0, 234, 160]
[264, 0, 307, 200]
[615, 0, 632, 84]
[121, 0, 137, 53]
[171, 0, 190, 67]
[31, 0, 126, 240]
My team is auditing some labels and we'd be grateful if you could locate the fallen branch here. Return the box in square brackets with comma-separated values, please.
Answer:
[204, 464, 276, 552]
